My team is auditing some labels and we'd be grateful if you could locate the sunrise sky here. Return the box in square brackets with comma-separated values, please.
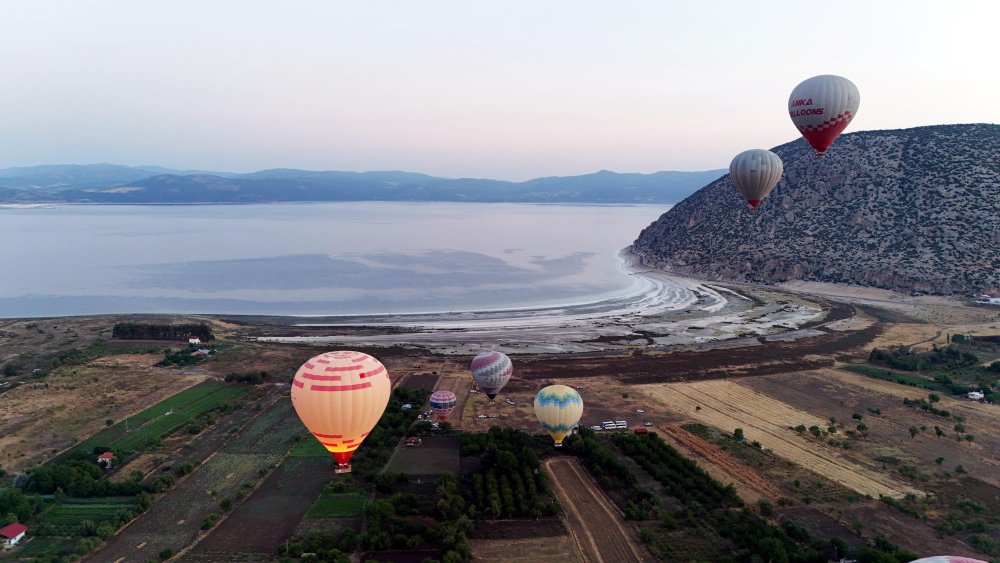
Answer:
[1, 0, 997, 180]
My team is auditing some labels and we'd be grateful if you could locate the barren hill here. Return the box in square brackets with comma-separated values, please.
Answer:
[633, 124, 1000, 295]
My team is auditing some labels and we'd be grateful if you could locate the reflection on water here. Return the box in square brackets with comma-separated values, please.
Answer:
[0, 202, 670, 318]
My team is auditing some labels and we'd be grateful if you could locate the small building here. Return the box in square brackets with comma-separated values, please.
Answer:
[634, 427, 649, 435]
[188, 337, 201, 345]
[974, 294, 1000, 305]
[1, 523, 27, 549]
[968, 391, 985, 401]
[96, 451, 115, 468]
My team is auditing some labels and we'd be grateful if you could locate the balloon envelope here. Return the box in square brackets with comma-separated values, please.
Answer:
[729, 149, 784, 209]
[534, 385, 583, 446]
[789, 74, 860, 156]
[429, 389, 458, 421]
[471, 350, 513, 400]
[291, 351, 391, 473]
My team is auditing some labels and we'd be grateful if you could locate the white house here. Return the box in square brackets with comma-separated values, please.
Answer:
[974, 294, 1000, 305]
[188, 337, 202, 345]
[968, 391, 985, 401]
[1, 523, 27, 549]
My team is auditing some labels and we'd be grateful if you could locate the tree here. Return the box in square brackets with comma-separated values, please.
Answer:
[935, 426, 945, 438]
[934, 456, 944, 465]
[928, 393, 940, 403]
[621, 392, 630, 402]
[908, 426, 919, 439]
[733, 428, 745, 442]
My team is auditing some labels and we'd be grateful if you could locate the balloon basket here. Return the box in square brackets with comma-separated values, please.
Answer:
[335, 464, 352, 474]
[553, 443, 563, 448]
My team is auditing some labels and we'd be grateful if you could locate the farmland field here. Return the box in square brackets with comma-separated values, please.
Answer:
[4, 537, 78, 559]
[53, 380, 248, 463]
[638, 379, 922, 498]
[384, 435, 460, 475]
[307, 491, 369, 518]
[36, 497, 138, 536]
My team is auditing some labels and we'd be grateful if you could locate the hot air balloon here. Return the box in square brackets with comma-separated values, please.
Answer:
[788, 74, 860, 156]
[534, 385, 583, 447]
[429, 389, 457, 421]
[729, 149, 784, 210]
[908, 557, 988, 563]
[291, 350, 391, 473]
[471, 350, 513, 401]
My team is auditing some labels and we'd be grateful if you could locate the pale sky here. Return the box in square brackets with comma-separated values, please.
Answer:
[0, 1, 997, 180]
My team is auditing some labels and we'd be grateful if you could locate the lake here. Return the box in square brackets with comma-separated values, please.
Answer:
[0, 202, 672, 318]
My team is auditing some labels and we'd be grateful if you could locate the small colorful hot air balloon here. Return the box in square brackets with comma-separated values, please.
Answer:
[534, 385, 583, 447]
[471, 350, 513, 401]
[729, 149, 784, 210]
[429, 389, 457, 421]
[291, 351, 391, 473]
[908, 557, 988, 563]
[788, 74, 860, 156]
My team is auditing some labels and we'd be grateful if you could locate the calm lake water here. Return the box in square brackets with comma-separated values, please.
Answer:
[0, 203, 670, 318]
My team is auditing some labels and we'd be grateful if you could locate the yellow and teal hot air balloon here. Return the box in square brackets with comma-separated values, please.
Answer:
[534, 385, 583, 447]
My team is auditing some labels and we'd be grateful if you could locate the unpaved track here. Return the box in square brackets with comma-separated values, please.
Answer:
[544, 457, 649, 563]
[659, 424, 783, 501]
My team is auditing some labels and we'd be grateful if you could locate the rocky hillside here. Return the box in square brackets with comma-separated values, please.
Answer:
[633, 124, 1000, 295]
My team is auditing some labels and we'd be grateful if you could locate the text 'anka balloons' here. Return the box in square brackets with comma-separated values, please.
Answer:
[291, 351, 391, 473]
[788, 74, 860, 156]
[429, 389, 458, 421]
[729, 149, 784, 210]
[534, 385, 583, 447]
[471, 350, 513, 401]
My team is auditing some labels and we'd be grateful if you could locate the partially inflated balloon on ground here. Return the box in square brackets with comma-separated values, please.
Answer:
[471, 350, 513, 401]
[729, 149, 784, 210]
[788, 74, 860, 156]
[291, 351, 391, 473]
[534, 385, 583, 447]
[429, 389, 457, 421]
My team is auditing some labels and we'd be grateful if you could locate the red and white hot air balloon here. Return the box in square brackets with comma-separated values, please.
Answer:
[908, 557, 988, 563]
[291, 351, 391, 473]
[429, 389, 458, 421]
[729, 149, 784, 210]
[788, 74, 860, 156]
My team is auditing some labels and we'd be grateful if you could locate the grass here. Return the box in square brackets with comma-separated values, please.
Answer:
[51, 380, 248, 462]
[7, 537, 77, 558]
[843, 365, 945, 391]
[306, 492, 368, 518]
[288, 437, 330, 457]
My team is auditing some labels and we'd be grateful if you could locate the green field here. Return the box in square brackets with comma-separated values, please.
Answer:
[306, 492, 368, 518]
[52, 380, 248, 463]
[6, 537, 77, 558]
[288, 437, 330, 457]
[36, 497, 138, 536]
[843, 365, 943, 390]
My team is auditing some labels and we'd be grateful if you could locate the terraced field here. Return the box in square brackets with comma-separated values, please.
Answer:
[37, 497, 138, 536]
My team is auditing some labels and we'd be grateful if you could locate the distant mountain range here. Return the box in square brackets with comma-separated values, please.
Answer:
[0, 164, 725, 204]
[633, 124, 1000, 295]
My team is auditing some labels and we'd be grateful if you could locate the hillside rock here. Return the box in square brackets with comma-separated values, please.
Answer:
[633, 124, 1000, 295]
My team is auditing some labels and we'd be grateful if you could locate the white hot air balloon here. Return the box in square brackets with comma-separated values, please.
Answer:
[291, 351, 392, 473]
[788, 74, 860, 156]
[729, 149, 784, 211]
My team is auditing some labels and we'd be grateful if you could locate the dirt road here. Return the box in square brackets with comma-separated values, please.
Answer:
[659, 425, 784, 502]
[544, 457, 649, 563]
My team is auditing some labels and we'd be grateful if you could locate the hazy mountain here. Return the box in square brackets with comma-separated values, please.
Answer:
[633, 124, 1000, 295]
[0, 165, 724, 204]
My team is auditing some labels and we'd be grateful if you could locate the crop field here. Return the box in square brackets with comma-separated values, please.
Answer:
[384, 435, 460, 475]
[5, 537, 77, 559]
[91, 399, 298, 563]
[307, 491, 369, 518]
[472, 536, 582, 563]
[53, 380, 248, 462]
[745, 369, 1000, 487]
[638, 379, 922, 498]
[191, 455, 333, 556]
[36, 497, 138, 536]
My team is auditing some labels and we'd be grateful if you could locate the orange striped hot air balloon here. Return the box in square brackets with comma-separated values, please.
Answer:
[291, 351, 391, 473]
